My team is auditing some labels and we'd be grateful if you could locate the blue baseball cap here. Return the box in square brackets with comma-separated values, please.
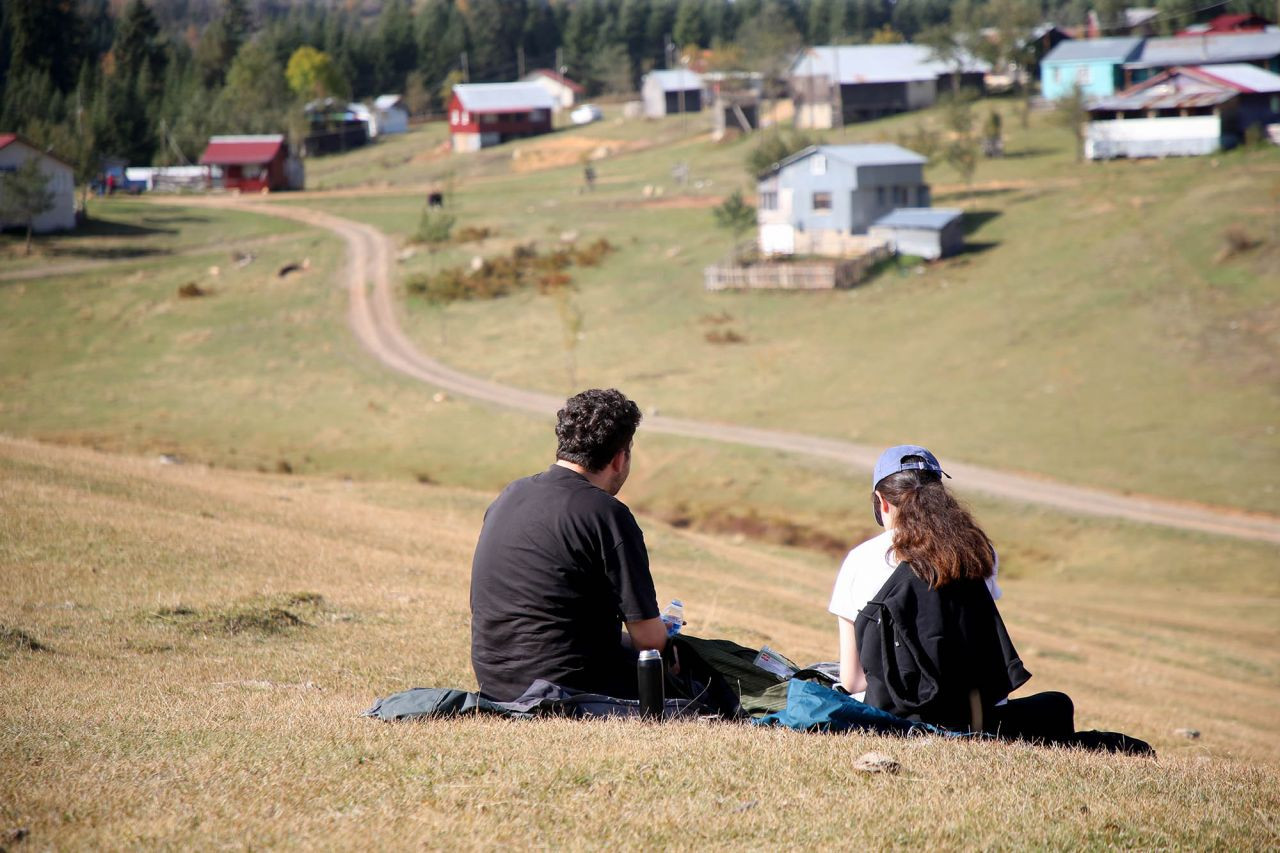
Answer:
[872, 445, 951, 490]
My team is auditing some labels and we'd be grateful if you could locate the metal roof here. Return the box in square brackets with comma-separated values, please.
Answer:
[1191, 63, 1280, 93]
[1089, 63, 1280, 111]
[769, 144, 927, 176]
[374, 94, 405, 110]
[791, 44, 989, 84]
[199, 135, 285, 166]
[1041, 37, 1144, 64]
[644, 69, 703, 91]
[452, 82, 555, 112]
[872, 208, 963, 230]
[1125, 32, 1280, 68]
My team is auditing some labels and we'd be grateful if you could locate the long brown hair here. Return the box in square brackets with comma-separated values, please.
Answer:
[876, 466, 994, 589]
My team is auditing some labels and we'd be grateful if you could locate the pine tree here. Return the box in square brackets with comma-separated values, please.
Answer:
[0, 157, 57, 255]
[6, 0, 85, 93]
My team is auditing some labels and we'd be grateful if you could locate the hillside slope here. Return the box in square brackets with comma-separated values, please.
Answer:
[2, 438, 1277, 847]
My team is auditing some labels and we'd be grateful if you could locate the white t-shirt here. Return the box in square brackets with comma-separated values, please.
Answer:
[828, 529, 1002, 624]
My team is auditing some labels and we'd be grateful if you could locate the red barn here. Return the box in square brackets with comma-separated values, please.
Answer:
[449, 82, 555, 152]
[198, 134, 302, 193]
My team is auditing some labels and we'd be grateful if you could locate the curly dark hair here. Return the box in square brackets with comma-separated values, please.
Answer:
[555, 389, 642, 472]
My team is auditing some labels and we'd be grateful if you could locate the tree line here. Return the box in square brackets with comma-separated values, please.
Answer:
[2, 0, 1274, 185]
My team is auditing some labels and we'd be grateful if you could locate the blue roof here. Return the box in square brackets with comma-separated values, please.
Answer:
[872, 208, 964, 230]
[1042, 37, 1144, 64]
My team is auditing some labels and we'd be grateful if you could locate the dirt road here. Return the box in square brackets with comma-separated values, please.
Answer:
[162, 196, 1280, 545]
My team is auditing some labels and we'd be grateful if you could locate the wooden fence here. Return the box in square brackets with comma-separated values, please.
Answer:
[704, 244, 890, 292]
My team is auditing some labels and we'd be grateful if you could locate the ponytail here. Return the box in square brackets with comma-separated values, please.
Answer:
[876, 470, 994, 588]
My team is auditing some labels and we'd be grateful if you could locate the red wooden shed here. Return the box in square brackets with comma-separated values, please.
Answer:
[198, 134, 300, 193]
[448, 83, 555, 152]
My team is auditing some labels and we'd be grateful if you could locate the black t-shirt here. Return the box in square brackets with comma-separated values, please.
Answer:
[469, 464, 659, 702]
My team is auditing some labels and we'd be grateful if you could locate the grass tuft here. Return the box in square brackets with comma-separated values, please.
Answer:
[148, 593, 327, 637]
[0, 624, 51, 654]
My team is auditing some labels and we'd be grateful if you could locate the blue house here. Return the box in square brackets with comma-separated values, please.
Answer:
[1041, 37, 1144, 100]
[756, 144, 929, 257]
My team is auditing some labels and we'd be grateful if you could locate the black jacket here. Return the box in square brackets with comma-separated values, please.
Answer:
[855, 562, 1031, 730]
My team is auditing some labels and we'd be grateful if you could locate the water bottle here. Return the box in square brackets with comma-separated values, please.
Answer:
[637, 649, 664, 720]
[661, 599, 684, 637]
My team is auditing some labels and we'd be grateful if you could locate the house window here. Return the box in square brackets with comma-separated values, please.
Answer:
[461, 111, 470, 124]
[917, 187, 928, 206]
[451, 109, 459, 124]
[877, 187, 886, 205]
[810, 155, 827, 176]
[893, 186, 907, 206]
[760, 191, 778, 210]
[1053, 67, 1061, 83]
[1075, 66, 1091, 85]
[812, 191, 832, 212]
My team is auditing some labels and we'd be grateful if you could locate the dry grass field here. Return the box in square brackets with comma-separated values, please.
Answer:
[3, 437, 1278, 848]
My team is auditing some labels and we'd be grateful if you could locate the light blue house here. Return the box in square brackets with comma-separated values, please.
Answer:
[756, 144, 929, 256]
[1040, 37, 1144, 100]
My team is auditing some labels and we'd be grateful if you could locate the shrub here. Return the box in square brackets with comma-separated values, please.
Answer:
[746, 129, 817, 176]
[413, 208, 455, 246]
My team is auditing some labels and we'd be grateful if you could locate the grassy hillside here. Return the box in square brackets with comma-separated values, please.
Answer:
[282, 104, 1280, 516]
[2, 438, 1278, 848]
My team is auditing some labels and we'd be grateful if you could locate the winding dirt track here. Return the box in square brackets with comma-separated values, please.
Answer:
[167, 197, 1280, 546]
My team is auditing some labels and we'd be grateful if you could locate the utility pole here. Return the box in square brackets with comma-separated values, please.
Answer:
[556, 47, 564, 75]
[461, 51, 469, 83]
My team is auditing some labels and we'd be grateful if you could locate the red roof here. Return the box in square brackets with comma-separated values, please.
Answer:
[527, 68, 585, 94]
[198, 135, 285, 166]
[0, 132, 74, 168]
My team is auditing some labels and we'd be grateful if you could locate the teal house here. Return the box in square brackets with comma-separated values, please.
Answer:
[1040, 37, 1144, 100]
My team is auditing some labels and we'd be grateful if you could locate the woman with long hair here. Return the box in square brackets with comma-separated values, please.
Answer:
[829, 444, 1075, 741]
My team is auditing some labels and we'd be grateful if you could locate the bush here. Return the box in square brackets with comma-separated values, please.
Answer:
[413, 208, 455, 246]
[746, 129, 817, 176]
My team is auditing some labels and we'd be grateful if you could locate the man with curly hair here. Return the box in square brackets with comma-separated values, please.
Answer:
[469, 388, 668, 702]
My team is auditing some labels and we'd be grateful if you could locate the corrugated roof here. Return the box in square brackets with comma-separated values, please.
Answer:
[644, 69, 703, 91]
[791, 44, 989, 84]
[1042, 37, 1144, 64]
[199, 135, 285, 166]
[872, 208, 963, 230]
[374, 94, 404, 110]
[1089, 63, 1280, 110]
[1191, 62, 1280, 93]
[1125, 32, 1280, 68]
[770, 144, 927, 176]
[452, 82, 555, 112]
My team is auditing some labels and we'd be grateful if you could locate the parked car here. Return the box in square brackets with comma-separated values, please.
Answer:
[570, 104, 603, 125]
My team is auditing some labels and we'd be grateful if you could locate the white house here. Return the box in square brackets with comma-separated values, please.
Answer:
[521, 69, 585, 112]
[641, 69, 704, 117]
[374, 94, 409, 135]
[756, 144, 930, 257]
[1086, 64, 1280, 159]
[0, 133, 76, 233]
